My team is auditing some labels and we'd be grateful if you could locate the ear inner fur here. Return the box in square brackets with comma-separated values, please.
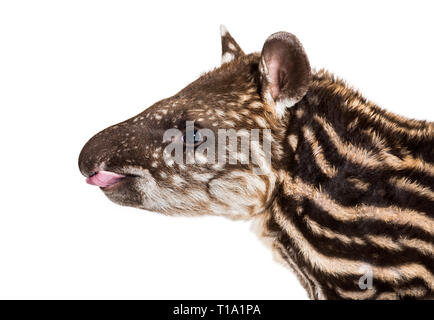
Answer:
[259, 32, 312, 117]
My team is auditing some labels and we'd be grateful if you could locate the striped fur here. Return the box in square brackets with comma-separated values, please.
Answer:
[263, 70, 434, 299]
[79, 29, 434, 300]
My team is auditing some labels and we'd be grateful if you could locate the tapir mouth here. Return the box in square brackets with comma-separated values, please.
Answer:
[86, 171, 127, 189]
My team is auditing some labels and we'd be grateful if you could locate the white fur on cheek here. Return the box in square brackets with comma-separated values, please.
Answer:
[135, 171, 209, 213]
[208, 171, 268, 218]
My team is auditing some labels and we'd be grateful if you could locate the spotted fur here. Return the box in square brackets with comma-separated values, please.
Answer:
[79, 27, 434, 299]
[220, 25, 244, 64]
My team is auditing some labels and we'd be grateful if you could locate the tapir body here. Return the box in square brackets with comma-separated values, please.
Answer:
[79, 27, 434, 299]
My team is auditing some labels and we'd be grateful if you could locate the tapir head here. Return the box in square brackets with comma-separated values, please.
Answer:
[78, 26, 311, 219]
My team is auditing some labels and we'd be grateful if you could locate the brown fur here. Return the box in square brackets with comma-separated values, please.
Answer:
[79, 28, 434, 299]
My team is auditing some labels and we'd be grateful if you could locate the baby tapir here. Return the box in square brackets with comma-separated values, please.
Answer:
[79, 26, 434, 300]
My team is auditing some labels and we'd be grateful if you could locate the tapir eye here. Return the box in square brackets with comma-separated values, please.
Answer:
[182, 129, 204, 146]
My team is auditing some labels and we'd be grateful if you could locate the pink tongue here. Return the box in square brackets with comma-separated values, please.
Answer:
[86, 171, 126, 188]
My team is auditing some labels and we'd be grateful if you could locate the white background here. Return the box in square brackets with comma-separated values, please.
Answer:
[0, 0, 433, 299]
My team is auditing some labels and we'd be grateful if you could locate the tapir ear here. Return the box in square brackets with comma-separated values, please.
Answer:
[220, 25, 244, 64]
[259, 32, 311, 118]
